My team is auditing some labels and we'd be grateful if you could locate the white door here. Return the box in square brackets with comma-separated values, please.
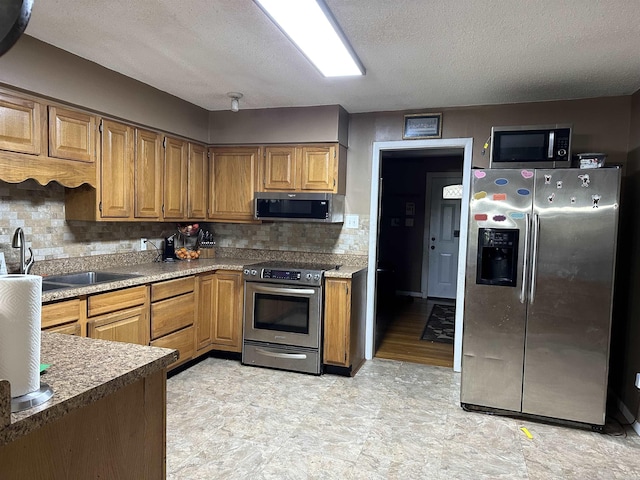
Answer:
[426, 176, 461, 299]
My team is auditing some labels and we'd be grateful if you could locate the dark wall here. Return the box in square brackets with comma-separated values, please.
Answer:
[378, 155, 462, 293]
[612, 89, 640, 418]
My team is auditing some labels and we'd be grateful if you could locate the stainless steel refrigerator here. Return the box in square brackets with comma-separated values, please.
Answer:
[460, 167, 621, 427]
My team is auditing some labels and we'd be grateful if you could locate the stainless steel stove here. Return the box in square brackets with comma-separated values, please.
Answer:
[242, 261, 337, 375]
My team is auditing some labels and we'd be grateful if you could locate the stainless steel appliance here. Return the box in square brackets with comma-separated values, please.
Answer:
[243, 261, 335, 374]
[461, 167, 621, 428]
[254, 192, 345, 223]
[490, 124, 572, 169]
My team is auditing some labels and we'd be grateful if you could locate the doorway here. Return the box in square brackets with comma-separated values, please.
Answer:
[373, 150, 463, 367]
[365, 138, 473, 372]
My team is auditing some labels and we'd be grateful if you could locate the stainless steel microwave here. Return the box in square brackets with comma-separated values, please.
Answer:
[489, 124, 572, 169]
[254, 192, 345, 223]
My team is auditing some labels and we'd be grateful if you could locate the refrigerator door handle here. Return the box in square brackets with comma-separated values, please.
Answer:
[529, 213, 540, 304]
[520, 213, 531, 303]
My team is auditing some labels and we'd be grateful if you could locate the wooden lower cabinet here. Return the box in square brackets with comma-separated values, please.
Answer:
[41, 298, 84, 335]
[196, 270, 243, 353]
[322, 270, 367, 375]
[88, 305, 148, 345]
[45, 322, 82, 336]
[150, 325, 196, 370]
[86, 286, 149, 345]
[150, 276, 196, 369]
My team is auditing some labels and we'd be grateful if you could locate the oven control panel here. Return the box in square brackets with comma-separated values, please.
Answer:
[243, 266, 324, 286]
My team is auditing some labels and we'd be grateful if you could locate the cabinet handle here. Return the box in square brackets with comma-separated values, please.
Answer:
[256, 348, 307, 360]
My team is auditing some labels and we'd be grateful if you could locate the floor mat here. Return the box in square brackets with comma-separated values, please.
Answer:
[421, 304, 455, 343]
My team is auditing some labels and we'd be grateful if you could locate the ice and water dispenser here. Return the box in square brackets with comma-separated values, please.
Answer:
[476, 228, 519, 287]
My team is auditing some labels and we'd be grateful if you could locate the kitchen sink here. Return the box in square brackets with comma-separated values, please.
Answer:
[41, 271, 143, 292]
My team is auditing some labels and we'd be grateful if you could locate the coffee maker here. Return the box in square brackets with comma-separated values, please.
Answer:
[162, 235, 176, 262]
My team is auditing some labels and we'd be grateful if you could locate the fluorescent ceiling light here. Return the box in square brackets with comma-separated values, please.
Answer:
[254, 0, 365, 77]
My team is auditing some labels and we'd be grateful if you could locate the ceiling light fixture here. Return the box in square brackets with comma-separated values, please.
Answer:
[254, 0, 365, 77]
[227, 92, 243, 112]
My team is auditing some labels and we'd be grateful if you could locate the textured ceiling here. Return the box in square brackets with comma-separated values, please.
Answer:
[24, 0, 640, 113]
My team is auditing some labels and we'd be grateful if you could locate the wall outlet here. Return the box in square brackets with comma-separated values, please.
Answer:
[345, 214, 359, 229]
[140, 238, 147, 251]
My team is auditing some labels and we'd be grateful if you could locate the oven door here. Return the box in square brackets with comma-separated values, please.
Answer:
[243, 282, 322, 349]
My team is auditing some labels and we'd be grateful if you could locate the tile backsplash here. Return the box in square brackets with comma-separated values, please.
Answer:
[0, 181, 369, 273]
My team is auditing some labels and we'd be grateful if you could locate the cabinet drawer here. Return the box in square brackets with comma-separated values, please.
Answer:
[42, 298, 81, 329]
[151, 276, 194, 302]
[44, 322, 81, 336]
[87, 285, 147, 317]
[150, 325, 195, 369]
[150, 292, 195, 340]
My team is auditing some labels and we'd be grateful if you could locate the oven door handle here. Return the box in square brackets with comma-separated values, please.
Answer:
[251, 285, 317, 296]
[256, 348, 308, 360]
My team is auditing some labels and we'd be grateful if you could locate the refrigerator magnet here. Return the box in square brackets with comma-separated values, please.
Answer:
[517, 188, 530, 196]
[493, 215, 507, 222]
[474, 191, 487, 200]
[521, 170, 534, 179]
[548, 193, 555, 203]
[579, 174, 590, 187]
[495, 178, 508, 186]
[474, 214, 488, 221]
[544, 174, 552, 184]
[570, 196, 577, 204]
[493, 193, 507, 201]
[510, 212, 525, 220]
[556, 181, 563, 189]
[474, 170, 487, 179]
[592, 194, 601, 208]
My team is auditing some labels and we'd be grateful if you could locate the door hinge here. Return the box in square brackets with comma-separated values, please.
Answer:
[333, 178, 336, 188]
[346, 286, 349, 295]
[163, 138, 166, 148]
[98, 201, 102, 212]
[98, 121, 103, 133]
[161, 204, 165, 214]
[344, 352, 347, 363]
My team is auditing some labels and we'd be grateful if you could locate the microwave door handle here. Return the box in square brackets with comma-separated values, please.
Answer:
[548, 131, 555, 159]
[252, 285, 317, 296]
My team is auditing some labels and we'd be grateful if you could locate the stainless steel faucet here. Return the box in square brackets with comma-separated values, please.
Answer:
[11, 227, 34, 274]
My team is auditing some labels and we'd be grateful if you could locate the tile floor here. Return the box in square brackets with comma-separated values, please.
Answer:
[166, 357, 640, 479]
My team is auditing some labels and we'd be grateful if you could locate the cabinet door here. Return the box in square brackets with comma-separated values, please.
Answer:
[101, 120, 134, 218]
[208, 147, 259, 222]
[134, 129, 163, 219]
[48, 106, 96, 163]
[187, 142, 208, 219]
[0, 92, 41, 155]
[211, 270, 243, 351]
[45, 322, 82, 336]
[262, 146, 297, 191]
[88, 305, 149, 345]
[323, 278, 351, 366]
[196, 273, 214, 350]
[299, 145, 337, 192]
[163, 136, 188, 220]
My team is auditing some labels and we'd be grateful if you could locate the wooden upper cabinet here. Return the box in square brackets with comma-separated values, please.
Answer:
[0, 92, 41, 155]
[163, 136, 188, 220]
[258, 143, 343, 194]
[299, 144, 337, 192]
[101, 120, 134, 218]
[187, 142, 208, 219]
[208, 146, 259, 222]
[263, 146, 297, 191]
[48, 106, 97, 163]
[134, 129, 163, 219]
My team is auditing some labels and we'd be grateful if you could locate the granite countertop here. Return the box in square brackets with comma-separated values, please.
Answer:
[41, 257, 367, 302]
[0, 332, 178, 447]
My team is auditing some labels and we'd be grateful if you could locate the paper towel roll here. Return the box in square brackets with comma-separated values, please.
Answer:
[0, 275, 42, 397]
